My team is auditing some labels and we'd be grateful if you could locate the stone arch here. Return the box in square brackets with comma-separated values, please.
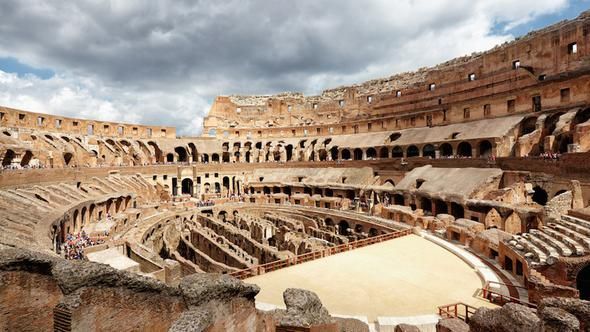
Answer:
[211, 153, 220, 163]
[20, 150, 33, 166]
[478, 140, 493, 158]
[188, 143, 198, 162]
[532, 186, 548, 206]
[147, 141, 163, 162]
[222, 177, 230, 193]
[354, 224, 364, 233]
[439, 143, 453, 157]
[1, 149, 15, 166]
[81, 206, 87, 227]
[485, 208, 501, 229]
[63, 152, 74, 166]
[330, 146, 339, 161]
[202, 154, 209, 163]
[353, 148, 363, 160]
[457, 142, 472, 157]
[379, 147, 389, 158]
[392, 146, 403, 158]
[406, 145, 419, 157]
[341, 149, 351, 160]
[175, 147, 188, 162]
[72, 209, 79, 233]
[285, 144, 293, 161]
[166, 153, 174, 162]
[422, 144, 435, 158]
[577, 264, 590, 300]
[366, 148, 377, 159]
[181, 178, 193, 195]
[338, 220, 350, 235]
[369, 228, 379, 237]
[504, 212, 522, 234]
[318, 149, 328, 161]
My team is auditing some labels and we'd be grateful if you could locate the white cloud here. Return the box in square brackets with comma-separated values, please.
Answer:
[0, 0, 570, 135]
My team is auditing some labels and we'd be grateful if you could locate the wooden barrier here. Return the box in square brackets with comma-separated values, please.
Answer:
[481, 281, 537, 308]
[438, 302, 478, 322]
[230, 228, 412, 279]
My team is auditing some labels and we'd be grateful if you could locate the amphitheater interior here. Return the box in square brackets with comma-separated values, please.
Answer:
[3, 10, 590, 332]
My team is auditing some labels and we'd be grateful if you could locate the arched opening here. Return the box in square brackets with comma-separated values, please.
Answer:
[439, 143, 453, 157]
[478, 140, 493, 158]
[532, 186, 548, 206]
[354, 224, 364, 234]
[393, 194, 405, 205]
[63, 152, 74, 166]
[572, 108, 590, 129]
[263, 186, 271, 195]
[202, 154, 209, 163]
[1, 149, 15, 166]
[222, 152, 230, 163]
[214, 183, 221, 193]
[457, 142, 472, 157]
[554, 189, 568, 197]
[435, 200, 448, 214]
[369, 228, 379, 237]
[20, 150, 33, 166]
[166, 153, 174, 162]
[188, 143, 198, 162]
[451, 202, 464, 219]
[338, 220, 350, 235]
[147, 141, 163, 163]
[366, 148, 377, 159]
[285, 145, 293, 161]
[520, 117, 538, 136]
[245, 151, 251, 163]
[353, 148, 363, 160]
[341, 149, 351, 160]
[223, 177, 230, 193]
[181, 178, 194, 195]
[318, 149, 328, 161]
[577, 264, 590, 300]
[211, 153, 220, 163]
[175, 147, 188, 162]
[406, 145, 419, 157]
[422, 144, 435, 158]
[392, 146, 403, 158]
[557, 134, 573, 153]
[379, 147, 389, 158]
[330, 147, 339, 161]
[324, 218, 334, 227]
[420, 197, 432, 214]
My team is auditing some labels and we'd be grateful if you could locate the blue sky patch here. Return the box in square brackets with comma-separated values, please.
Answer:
[0, 56, 55, 79]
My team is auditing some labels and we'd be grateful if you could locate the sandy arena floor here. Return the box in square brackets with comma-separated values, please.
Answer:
[247, 234, 494, 321]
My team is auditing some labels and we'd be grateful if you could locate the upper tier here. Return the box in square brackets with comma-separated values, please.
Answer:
[203, 10, 590, 139]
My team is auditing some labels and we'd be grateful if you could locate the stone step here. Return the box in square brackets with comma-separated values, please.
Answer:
[532, 229, 573, 257]
[541, 227, 584, 255]
[523, 232, 560, 259]
[562, 214, 590, 229]
[548, 223, 590, 251]
[512, 235, 547, 264]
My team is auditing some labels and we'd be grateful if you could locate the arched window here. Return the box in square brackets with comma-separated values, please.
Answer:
[392, 146, 403, 158]
[422, 144, 435, 158]
[457, 142, 472, 157]
[406, 145, 419, 157]
[478, 140, 493, 158]
[439, 143, 453, 157]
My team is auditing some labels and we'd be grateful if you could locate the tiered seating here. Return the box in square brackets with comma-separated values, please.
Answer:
[506, 214, 590, 265]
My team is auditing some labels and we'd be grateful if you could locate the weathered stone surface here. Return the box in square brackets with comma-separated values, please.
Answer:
[469, 303, 541, 332]
[179, 273, 259, 307]
[539, 306, 580, 332]
[539, 297, 590, 331]
[436, 318, 469, 332]
[335, 317, 370, 332]
[394, 323, 420, 332]
[168, 308, 213, 332]
[273, 288, 334, 327]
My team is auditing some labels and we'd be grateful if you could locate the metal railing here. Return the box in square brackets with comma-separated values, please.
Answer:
[230, 228, 413, 279]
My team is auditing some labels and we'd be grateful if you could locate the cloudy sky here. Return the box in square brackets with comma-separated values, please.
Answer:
[0, 0, 588, 135]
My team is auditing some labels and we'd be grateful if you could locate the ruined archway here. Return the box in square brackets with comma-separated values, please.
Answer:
[175, 147, 188, 162]
[577, 264, 590, 300]
[1, 149, 15, 166]
[532, 186, 548, 206]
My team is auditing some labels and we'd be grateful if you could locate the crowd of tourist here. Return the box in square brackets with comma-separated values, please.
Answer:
[62, 231, 104, 260]
[196, 200, 216, 207]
